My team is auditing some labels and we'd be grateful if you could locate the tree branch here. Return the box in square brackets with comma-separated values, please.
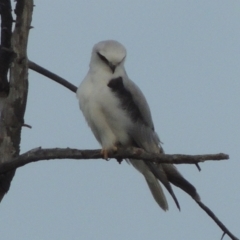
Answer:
[0, 146, 236, 239]
[28, 60, 77, 93]
[196, 201, 239, 240]
[0, 147, 229, 174]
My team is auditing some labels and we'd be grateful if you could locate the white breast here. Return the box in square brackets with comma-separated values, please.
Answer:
[77, 72, 131, 150]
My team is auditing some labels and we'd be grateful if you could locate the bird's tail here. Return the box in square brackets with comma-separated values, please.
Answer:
[129, 159, 200, 210]
[162, 164, 200, 201]
[129, 159, 168, 211]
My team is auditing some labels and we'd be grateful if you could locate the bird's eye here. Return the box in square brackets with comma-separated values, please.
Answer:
[97, 52, 109, 65]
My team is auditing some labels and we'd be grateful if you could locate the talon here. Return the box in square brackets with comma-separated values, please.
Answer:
[101, 149, 109, 159]
[113, 146, 118, 152]
[101, 146, 118, 159]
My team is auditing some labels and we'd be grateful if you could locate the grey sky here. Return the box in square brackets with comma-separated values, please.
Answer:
[1, 1, 240, 239]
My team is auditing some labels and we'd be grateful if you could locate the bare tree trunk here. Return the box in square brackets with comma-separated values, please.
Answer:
[0, 0, 33, 201]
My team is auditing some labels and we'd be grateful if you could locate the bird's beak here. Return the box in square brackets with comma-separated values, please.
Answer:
[108, 63, 116, 73]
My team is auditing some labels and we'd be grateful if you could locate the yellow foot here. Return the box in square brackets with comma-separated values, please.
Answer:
[101, 146, 118, 159]
[101, 149, 109, 159]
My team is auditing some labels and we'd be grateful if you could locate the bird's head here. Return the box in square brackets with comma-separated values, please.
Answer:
[90, 40, 127, 74]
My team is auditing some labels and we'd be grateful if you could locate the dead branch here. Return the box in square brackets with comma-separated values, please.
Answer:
[196, 201, 239, 240]
[0, 147, 229, 174]
[0, 146, 237, 239]
[28, 60, 77, 92]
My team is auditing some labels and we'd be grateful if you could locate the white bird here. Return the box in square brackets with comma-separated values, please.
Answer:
[77, 40, 200, 211]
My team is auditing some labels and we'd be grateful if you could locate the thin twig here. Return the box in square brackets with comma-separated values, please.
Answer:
[196, 201, 239, 240]
[22, 123, 32, 128]
[28, 60, 77, 93]
[195, 163, 201, 171]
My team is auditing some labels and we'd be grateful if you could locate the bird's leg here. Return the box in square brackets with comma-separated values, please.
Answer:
[101, 146, 118, 159]
[101, 149, 109, 159]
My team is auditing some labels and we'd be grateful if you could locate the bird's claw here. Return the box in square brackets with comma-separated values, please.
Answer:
[101, 146, 118, 159]
[101, 149, 109, 159]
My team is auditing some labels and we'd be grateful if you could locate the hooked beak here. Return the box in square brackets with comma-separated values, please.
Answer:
[108, 62, 116, 73]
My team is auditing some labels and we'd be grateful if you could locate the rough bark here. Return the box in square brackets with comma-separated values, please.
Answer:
[0, 0, 13, 96]
[0, 147, 229, 174]
[0, 0, 33, 202]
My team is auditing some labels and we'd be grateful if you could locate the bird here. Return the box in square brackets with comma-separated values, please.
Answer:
[77, 40, 200, 211]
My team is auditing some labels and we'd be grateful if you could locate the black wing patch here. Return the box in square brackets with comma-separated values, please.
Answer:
[108, 77, 148, 126]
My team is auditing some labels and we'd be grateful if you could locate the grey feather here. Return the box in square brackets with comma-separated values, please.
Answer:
[129, 159, 168, 211]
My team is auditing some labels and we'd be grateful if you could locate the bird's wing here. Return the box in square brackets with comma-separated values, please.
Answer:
[108, 76, 200, 210]
[107, 76, 159, 152]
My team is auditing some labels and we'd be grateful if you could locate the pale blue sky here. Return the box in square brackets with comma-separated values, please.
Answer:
[1, 1, 240, 239]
